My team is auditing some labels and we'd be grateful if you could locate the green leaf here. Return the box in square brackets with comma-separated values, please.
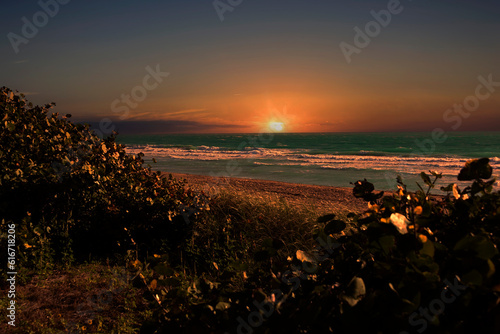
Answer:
[440, 183, 454, 192]
[352, 179, 374, 198]
[462, 270, 482, 286]
[324, 220, 347, 234]
[378, 235, 395, 254]
[342, 277, 366, 307]
[215, 301, 231, 311]
[454, 235, 499, 260]
[296, 250, 316, 264]
[229, 261, 248, 272]
[154, 263, 174, 276]
[430, 170, 442, 178]
[6, 121, 15, 132]
[457, 158, 492, 181]
[357, 215, 377, 225]
[317, 214, 336, 223]
[420, 172, 432, 186]
[420, 239, 435, 258]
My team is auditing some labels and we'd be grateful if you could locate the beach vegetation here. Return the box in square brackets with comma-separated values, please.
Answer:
[1, 87, 499, 333]
[0, 86, 206, 274]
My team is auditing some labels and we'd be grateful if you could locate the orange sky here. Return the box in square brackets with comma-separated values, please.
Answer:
[3, 1, 500, 133]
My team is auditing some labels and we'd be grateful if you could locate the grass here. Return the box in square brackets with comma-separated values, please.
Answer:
[205, 188, 321, 253]
[0, 263, 152, 334]
[1, 189, 331, 334]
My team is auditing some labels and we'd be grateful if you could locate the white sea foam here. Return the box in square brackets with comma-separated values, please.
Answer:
[125, 145, 500, 177]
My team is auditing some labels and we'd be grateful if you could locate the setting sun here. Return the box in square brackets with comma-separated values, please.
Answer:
[268, 121, 285, 132]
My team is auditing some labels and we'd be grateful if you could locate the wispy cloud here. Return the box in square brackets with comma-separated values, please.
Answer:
[91, 108, 255, 133]
[13, 60, 29, 64]
[162, 108, 208, 117]
[84, 120, 250, 134]
[124, 109, 210, 121]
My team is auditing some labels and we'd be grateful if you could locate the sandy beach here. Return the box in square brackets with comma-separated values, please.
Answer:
[169, 172, 367, 214]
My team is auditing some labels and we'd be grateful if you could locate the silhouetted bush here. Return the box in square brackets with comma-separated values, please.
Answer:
[0, 87, 203, 271]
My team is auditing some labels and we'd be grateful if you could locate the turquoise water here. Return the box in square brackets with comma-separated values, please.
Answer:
[118, 132, 500, 191]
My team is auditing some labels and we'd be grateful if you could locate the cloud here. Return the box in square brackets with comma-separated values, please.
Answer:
[123, 109, 210, 121]
[161, 108, 208, 117]
[13, 60, 29, 64]
[84, 119, 250, 134]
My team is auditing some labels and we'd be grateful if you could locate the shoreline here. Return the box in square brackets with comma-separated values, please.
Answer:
[167, 172, 367, 214]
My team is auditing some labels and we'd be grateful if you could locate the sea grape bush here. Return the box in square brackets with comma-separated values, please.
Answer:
[139, 160, 499, 333]
[1, 86, 499, 333]
[0, 87, 204, 273]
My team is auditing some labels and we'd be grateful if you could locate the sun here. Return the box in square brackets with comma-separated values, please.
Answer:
[268, 121, 285, 132]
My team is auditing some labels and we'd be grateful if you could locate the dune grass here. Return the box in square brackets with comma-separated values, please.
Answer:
[0, 188, 329, 333]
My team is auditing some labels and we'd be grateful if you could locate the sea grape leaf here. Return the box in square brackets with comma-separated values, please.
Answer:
[357, 215, 377, 225]
[454, 235, 498, 260]
[430, 170, 442, 178]
[420, 238, 435, 258]
[262, 238, 274, 249]
[457, 158, 492, 181]
[324, 220, 347, 234]
[230, 260, 248, 272]
[352, 179, 374, 198]
[317, 214, 336, 223]
[215, 301, 231, 311]
[440, 183, 454, 192]
[487, 259, 496, 279]
[462, 270, 483, 286]
[352, 179, 384, 202]
[389, 213, 409, 234]
[378, 235, 395, 254]
[296, 250, 316, 264]
[342, 277, 366, 307]
[154, 263, 174, 276]
[6, 121, 15, 132]
[420, 172, 432, 186]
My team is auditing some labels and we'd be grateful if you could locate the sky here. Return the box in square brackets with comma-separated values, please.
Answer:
[1, 0, 500, 134]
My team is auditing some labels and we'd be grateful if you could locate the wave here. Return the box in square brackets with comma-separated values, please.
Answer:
[124, 145, 500, 177]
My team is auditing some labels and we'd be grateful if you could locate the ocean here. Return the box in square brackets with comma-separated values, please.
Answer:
[119, 132, 500, 192]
